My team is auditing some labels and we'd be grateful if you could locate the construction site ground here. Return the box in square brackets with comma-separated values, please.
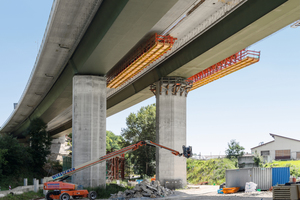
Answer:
[89, 185, 272, 200]
[2, 185, 272, 199]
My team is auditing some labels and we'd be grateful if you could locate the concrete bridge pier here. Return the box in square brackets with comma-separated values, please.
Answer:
[72, 75, 106, 188]
[151, 77, 192, 188]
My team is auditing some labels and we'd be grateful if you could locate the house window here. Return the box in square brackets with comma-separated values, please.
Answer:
[261, 151, 270, 156]
[275, 150, 291, 160]
[296, 152, 300, 160]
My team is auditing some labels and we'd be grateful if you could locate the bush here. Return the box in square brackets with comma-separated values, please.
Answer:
[86, 183, 134, 199]
[264, 160, 300, 177]
[0, 134, 31, 177]
[25, 118, 52, 172]
[0, 118, 53, 189]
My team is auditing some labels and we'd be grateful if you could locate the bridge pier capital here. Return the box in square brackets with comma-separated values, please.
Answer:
[150, 77, 193, 97]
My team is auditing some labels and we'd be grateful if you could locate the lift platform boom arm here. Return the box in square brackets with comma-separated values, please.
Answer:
[44, 140, 192, 183]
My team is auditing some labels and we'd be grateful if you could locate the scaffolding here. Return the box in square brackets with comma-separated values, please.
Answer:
[106, 153, 125, 181]
[188, 49, 260, 90]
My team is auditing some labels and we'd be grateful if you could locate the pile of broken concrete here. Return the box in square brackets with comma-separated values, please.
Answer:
[109, 179, 175, 199]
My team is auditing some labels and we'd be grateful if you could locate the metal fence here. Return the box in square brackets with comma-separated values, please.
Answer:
[272, 167, 290, 186]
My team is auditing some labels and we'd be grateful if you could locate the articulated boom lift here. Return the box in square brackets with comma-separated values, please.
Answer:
[43, 140, 192, 200]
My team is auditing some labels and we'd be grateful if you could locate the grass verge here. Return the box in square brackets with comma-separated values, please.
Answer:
[1, 189, 44, 200]
[264, 160, 300, 177]
[86, 183, 134, 199]
[187, 158, 236, 185]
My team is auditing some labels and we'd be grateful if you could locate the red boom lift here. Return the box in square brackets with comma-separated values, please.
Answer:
[43, 140, 192, 200]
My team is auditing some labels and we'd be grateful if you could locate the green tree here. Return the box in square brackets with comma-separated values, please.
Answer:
[106, 131, 123, 152]
[66, 133, 72, 155]
[66, 131, 123, 153]
[0, 149, 8, 175]
[0, 134, 30, 176]
[253, 153, 263, 167]
[26, 118, 52, 171]
[66, 133, 72, 146]
[225, 139, 245, 159]
[121, 104, 156, 177]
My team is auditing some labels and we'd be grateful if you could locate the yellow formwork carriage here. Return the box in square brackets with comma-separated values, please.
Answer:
[190, 50, 260, 91]
[107, 34, 176, 89]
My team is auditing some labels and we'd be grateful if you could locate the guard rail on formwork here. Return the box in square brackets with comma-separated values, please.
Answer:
[107, 34, 176, 88]
[188, 49, 260, 90]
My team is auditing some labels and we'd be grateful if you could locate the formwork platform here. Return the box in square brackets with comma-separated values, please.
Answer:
[107, 34, 176, 88]
[189, 49, 260, 90]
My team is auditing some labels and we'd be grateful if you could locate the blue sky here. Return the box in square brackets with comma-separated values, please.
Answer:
[1, 1, 299, 155]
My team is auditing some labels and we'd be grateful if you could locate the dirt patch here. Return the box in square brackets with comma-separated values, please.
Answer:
[170, 185, 272, 200]
[40, 185, 272, 200]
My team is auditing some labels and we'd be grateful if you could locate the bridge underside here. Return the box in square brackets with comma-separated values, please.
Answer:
[48, 0, 299, 138]
[2, 0, 298, 138]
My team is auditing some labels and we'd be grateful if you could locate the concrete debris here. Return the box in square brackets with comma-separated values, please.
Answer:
[128, 181, 138, 187]
[109, 180, 175, 199]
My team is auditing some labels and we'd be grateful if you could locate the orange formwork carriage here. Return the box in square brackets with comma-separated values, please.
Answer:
[107, 34, 176, 89]
[188, 49, 260, 91]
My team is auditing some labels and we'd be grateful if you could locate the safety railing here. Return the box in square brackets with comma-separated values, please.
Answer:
[188, 49, 260, 86]
[106, 34, 176, 88]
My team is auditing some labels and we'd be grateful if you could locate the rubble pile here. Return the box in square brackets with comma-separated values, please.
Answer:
[109, 179, 175, 199]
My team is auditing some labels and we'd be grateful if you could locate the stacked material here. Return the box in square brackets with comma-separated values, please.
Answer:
[245, 182, 257, 193]
[109, 180, 175, 199]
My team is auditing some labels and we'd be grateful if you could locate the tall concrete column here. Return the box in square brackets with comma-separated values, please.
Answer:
[151, 77, 192, 188]
[72, 75, 106, 187]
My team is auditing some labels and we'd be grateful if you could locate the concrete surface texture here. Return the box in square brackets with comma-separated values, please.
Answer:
[48, 135, 69, 162]
[72, 75, 106, 187]
[155, 78, 188, 187]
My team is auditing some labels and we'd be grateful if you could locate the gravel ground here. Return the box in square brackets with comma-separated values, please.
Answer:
[50, 185, 271, 200]
[170, 185, 273, 200]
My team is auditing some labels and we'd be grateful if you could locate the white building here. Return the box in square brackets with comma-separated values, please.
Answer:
[251, 133, 300, 161]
